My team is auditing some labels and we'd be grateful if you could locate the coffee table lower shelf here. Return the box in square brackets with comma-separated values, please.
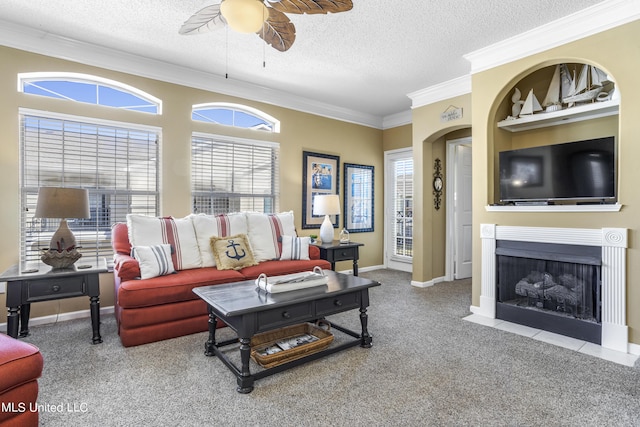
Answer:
[204, 321, 369, 393]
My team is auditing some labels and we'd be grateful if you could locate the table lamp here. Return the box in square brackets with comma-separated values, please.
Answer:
[313, 194, 340, 244]
[34, 187, 90, 268]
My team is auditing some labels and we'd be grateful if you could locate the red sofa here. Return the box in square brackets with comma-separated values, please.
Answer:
[0, 333, 43, 427]
[112, 217, 330, 347]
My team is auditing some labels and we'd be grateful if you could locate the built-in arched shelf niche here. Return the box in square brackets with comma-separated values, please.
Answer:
[489, 62, 620, 209]
[496, 62, 618, 132]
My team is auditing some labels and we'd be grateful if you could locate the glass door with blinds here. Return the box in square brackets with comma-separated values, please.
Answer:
[20, 110, 160, 264]
[385, 149, 413, 272]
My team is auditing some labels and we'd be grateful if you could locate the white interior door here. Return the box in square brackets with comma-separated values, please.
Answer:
[454, 144, 473, 279]
[384, 149, 413, 272]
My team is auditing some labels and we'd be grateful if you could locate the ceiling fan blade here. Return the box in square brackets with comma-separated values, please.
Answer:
[179, 5, 226, 35]
[258, 7, 296, 52]
[267, 0, 353, 14]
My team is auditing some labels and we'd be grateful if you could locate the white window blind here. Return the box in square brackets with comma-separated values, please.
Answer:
[20, 112, 160, 263]
[191, 134, 279, 214]
[393, 158, 413, 258]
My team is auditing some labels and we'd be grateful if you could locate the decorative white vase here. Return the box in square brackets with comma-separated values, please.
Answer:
[319, 215, 334, 243]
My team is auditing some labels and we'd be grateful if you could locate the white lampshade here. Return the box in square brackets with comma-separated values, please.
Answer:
[313, 194, 340, 243]
[221, 0, 269, 34]
[313, 194, 340, 216]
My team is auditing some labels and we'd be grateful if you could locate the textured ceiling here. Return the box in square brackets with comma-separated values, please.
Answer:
[0, 0, 606, 121]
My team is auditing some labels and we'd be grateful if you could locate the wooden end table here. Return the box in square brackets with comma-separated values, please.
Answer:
[313, 241, 364, 276]
[2, 258, 107, 344]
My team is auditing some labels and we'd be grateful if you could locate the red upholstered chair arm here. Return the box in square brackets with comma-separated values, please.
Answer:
[309, 245, 321, 259]
[0, 333, 43, 395]
[111, 222, 132, 255]
[113, 253, 141, 281]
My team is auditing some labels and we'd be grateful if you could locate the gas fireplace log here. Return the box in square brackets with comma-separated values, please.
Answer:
[545, 285, 578, 306]
[515, 272, 557, 298]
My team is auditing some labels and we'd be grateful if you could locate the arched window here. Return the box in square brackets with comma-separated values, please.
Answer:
[18, 72, 162, 114]
[192, 102, 280, 133]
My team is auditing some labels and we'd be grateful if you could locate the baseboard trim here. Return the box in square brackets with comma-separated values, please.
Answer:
[411, 276, 445, 288]
[337, 264, 385, 275]
[0, 306, 115, 330]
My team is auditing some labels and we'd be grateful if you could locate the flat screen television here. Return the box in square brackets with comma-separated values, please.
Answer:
[499, 136, 616, 204]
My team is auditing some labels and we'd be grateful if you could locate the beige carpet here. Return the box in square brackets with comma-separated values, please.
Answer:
[21, 269, 640, 426]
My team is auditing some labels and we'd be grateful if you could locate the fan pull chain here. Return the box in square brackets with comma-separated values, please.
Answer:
[262, 23, 266, 69]
[225, 25, 229, 79]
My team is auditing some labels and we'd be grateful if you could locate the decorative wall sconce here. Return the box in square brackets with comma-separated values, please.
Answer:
[433, 158, 443, 210]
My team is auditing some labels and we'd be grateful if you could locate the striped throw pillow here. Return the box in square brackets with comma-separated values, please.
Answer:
[127, 214, 202, 270]
[246, 211, 296, 262]
[279, 236, 310, 261]
[132, 244, 176, 279]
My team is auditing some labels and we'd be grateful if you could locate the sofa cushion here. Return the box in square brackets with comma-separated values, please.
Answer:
[191, 213, 248, 267]
[127, 214, 202, 270]
[210, 234, 258, 271]
[132, 244, 176, 279]
[280, 236, 310, 261]
[246, 211, 296, 262]
[117, 267, 245, 308]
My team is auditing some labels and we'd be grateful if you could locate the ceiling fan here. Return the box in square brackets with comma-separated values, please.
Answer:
[179, 0, 353, 52]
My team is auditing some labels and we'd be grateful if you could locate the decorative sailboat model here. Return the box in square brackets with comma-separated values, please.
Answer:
[562, 64, 609, 106]
[519, 88, 542, 116]
[541, 64, 573, 112]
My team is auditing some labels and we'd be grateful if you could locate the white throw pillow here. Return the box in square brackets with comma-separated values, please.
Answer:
[279, 236, 310, 261]
[190, 213, 248, 267]
[246, 211, 297, 262]
[127, 214, 202, 270]
[132, 244, 176, 280]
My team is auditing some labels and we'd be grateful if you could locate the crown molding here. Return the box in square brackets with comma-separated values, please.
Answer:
[463, 0, 640, 74]
[382, 110, 412, 129]
[407, 75, 472, 110]
[0, 19, 384, 129]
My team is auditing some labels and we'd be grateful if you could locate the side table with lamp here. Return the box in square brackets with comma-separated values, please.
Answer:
[313, 241, 364, 276]
[311, 194, 364, 276]
[2, 187, 107, 343]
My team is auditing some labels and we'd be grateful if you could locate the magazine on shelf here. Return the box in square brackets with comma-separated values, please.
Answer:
[255, 266, 328, 293]
[256, 333, 320, 356]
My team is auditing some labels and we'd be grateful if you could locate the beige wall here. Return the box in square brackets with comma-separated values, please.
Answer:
[470, 20, 640, 345]
[382, 123, 412, 152]
[411, 95, 472, 283]
[0, 46, 384, 323]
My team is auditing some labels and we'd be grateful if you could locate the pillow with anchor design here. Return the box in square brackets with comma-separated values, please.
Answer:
[210, 234, 258, 271]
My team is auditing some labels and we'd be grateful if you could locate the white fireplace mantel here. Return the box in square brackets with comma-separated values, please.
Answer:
[473, 224, 629, 353]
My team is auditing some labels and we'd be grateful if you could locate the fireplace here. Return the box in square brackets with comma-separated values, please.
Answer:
[495, 240, 602, 344]
[476, 225, 629, 353]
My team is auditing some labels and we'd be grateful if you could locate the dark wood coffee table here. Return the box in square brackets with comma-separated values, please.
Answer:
[193, 270, 380, 393]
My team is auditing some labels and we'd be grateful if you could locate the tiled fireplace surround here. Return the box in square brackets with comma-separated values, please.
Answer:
[472, 224, 629, 354]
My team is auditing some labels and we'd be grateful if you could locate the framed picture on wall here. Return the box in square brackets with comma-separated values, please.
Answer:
[343, 163, 374, 233]
[302, 151, 340, 229]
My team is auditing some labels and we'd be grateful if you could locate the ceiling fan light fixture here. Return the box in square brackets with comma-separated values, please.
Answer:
[220, 0, 268, 34]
